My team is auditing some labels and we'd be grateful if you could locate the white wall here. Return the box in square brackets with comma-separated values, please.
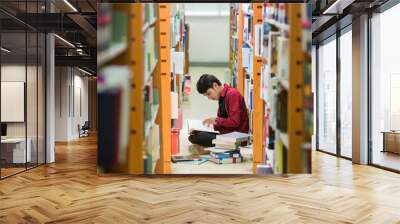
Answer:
[55, 67, 89, 141]
[183, 3, 230, 64]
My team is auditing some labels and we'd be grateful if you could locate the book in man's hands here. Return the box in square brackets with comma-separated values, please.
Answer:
[187, 119, 220, 134]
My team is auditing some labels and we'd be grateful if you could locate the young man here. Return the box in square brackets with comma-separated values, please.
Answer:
[188, 74, 249, 155]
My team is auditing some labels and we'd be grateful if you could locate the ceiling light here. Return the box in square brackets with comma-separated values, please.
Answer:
[63, 0, 78, 12]
[78, 67, 93, 76]
[322, 0, 355, 15]
[54, 34, 75, 48]
[1, 47, 11, 53]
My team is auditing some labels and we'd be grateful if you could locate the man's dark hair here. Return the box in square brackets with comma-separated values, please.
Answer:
[196, 74, 221, 94]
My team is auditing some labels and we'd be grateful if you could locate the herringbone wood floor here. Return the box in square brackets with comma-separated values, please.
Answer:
[0, 135, 399, 224]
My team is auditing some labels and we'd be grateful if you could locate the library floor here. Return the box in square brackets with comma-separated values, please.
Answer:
[1, 135, 400, 223]
[171, 66, 253, 174]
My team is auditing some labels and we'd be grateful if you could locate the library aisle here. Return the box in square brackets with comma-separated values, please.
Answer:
[172, 66, 253, 174]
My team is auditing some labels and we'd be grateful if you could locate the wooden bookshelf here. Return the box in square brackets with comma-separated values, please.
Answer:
[228, 3, 311, 174]
[154, 3, 171, 174]
[287, 4, 305, 173]
[229, 4, 244, 94]
[259, 3, 310, 173]
[237, 4, 244, 95]
[252, 3, 265, 173]
[107, 3, 163, 174]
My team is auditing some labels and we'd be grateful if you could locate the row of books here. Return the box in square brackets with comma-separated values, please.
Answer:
[208, 150, 244, 165]
[144, 76, 160, 135]
[143, 3, 157, 25]
[97, 5, 128, 63]
[212, 131, 251, 150]
[171, 5, 186, 51]
[207, 132, 251, 164]
[264, 3, 288, 25]
[144, 27, 158, 84]
[97, 66, 131, 173]
[243, 14, 253, 46]
[170, 4, 187, 132]
[229, 4, 240, 88]
[143, 123, 160, 174]
[243, 72, 253, 113]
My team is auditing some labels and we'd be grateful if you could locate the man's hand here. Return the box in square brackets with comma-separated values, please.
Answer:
[203, 118, 217, 127]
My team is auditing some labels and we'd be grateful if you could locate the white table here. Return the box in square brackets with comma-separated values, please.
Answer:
[1, 138, 32, 163]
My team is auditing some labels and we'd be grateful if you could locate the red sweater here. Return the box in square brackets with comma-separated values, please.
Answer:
[214, 84, 249, 134]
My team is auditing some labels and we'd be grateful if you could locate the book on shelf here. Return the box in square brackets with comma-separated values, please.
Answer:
[215, 131, 251, 143]
[187, 119, 220, 134]
[268, 32, 280, 77]
[276, 36, 289, 83]
[97, 4, 112, 51]
[239, 144, 253, 160]
[144, 3, 157, 25]
[211, 139, 239, 150]
[144, 27, 158, 82]
[275, 86, 288, 133]
[260, 64, 270, 102]
[97, 5, 128, 63]
[205, 146, 237, 154]
[274, 139, 285, 174]
[210, 150, 241, 160]
[208, 156, 244, 165]
[264, 3, 288, 24]
[171, 155, 202, 163]
[144, 123, 160, 174]
[97, 66, 131, 172]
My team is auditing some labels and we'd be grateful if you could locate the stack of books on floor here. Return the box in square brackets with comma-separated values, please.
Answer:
[207, 132, 251, 164]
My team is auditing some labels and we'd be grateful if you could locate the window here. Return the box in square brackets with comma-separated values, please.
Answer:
[370, 2, 400, 171]
[339, 28, 352, 158]
[317, 36, 337, 154]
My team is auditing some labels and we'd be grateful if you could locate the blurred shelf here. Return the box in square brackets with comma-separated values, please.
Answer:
[265, 19, 289, 31]
[97, 42, 128, 67]
[277, 131, 289, 149]
[277, 77, 289, 90]
[144, 59, 159, 88]
[142, 17, 157, 33]
[144, 104, 160, 138]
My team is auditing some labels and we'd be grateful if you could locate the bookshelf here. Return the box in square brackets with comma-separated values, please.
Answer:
[259, 3, 312, 173]
[252, 3, 265, 173]
[97, 4, 132, 173]
[170, 4, 188, 149]
[97, 3, 172, 174]
[229, 3, 312, 174]
[154, 3, 172, 174]
[229, 3, 244, 93]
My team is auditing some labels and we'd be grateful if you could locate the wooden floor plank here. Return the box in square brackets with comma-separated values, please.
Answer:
[0, 135, 399, 223]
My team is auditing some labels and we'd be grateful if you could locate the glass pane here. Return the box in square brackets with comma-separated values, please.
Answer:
[1, 28, 27, 177]
[317, 37, 337, 154]
[371, 4, 400, 171]
[340, 29, 352, 158]
[27, 31, 38, 169]
[38, 32, 45, 165]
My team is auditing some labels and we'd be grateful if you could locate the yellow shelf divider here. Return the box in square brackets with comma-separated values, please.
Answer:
[155, 3, 172, 174]
[237, 4, 244, 95]
[287, 4, 304, 173]
[252, 3, 265, 173]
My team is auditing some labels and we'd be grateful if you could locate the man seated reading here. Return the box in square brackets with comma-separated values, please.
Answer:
[188, 74, 249, 155]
